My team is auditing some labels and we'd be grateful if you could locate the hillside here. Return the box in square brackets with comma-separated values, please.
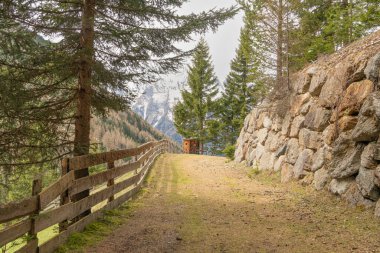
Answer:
[91, 110, 168, 151]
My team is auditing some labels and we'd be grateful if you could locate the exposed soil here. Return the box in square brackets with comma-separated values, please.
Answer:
[84, 154, 380, 253]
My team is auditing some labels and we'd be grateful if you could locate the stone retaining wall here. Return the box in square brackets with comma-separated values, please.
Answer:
[235, 30, 380, 216]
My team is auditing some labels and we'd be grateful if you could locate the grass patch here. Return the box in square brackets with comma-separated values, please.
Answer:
[56, 199, 141, 253]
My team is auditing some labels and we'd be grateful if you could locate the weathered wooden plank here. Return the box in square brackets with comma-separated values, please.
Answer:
[15, 238, 38, 253]
[39, 171, 75, 210]
[70, 161, 140, 196]
[68, 141, 163, 170]
[0, 196, 38, 223]
[0, 220, 31, 246]
[34, 174, 141, 232]
[39, 186, 141, 253]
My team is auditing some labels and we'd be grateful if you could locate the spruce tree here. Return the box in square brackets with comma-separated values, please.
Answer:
[174, 39, 219, 154]
[0, 1, 237, 210]
[214, 25, 267, 154]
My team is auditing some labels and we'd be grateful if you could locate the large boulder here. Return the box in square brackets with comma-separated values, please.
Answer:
[361, 143, 380, 169]
[375, 200, 380, 217]
[304, 106, 331, 132]
[259, 151, 275, 170]
[293, 72, 312, 94]
[337, 116, 358, 132]
[364, 52, 380, 83]
[293, 149, 314, 179]
[281, 114, 292, 136]
[329, 133, 364, 179]
[309, 68, 327, 96]
[352, 92, 380, 142]
[290, 93, 311, 116]
[311, 146, 328, 172]
[289, 115, 304, 137]
[281, 163, 294, 183]
[322, 124, 337, 146]
[274, 155, 286, 172]
[299, 128, 321, 150]
[319, 62, 351, 108]
[375, 165, 380, 188]
[338, 80, 374, 116]
[356, 167, 380, 201]
[313, 167, 331, 191]
[257, 128, 269, 145]
[329, 178, 354, 195]
[285, 138, 300, 164]
[342, 183, 376, 208]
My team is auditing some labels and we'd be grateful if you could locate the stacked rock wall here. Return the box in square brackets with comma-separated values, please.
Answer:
[235, 31, 380, 216]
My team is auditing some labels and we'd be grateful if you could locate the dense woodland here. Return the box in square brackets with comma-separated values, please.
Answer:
[0, 0, 237, 205]
[174, 0, 380, 157]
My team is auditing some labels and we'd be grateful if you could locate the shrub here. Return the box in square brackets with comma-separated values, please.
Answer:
[223, 144, 236, 160]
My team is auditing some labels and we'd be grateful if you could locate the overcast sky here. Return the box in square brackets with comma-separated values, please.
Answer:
[158, 0, 244, 90]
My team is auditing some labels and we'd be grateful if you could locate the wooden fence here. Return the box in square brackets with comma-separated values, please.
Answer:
[0, 140, 180, 253]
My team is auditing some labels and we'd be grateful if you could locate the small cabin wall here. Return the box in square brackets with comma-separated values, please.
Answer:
[183, 139, 200, 154]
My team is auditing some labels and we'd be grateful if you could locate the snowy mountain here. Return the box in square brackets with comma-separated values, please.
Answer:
[132, 83, 183, 143]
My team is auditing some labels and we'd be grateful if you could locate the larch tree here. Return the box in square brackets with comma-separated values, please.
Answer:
[174, 39, 219, 154]
[1, 1, 237, 206]
[239, 0, 292, 88]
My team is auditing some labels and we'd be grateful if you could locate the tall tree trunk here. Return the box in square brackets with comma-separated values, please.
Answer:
[72, 0, 95, 217]
[276, 0, 284, 88]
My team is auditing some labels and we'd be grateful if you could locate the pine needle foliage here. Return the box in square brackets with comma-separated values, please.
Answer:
[174, 39, 219, 151]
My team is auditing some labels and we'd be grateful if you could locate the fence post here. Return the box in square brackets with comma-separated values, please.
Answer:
[59, 158, 70, 232]
[106, 160, 115, 202]
[28, 176, 42, 253]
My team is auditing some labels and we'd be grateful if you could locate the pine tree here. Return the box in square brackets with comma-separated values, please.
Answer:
[174, 39, 219, 153]
[239, 0, 292, 88]
[213, 25, 267, 154]
[0, 1, 237, 211]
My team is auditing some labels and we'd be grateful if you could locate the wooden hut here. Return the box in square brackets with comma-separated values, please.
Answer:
[183, 138, 200, 154]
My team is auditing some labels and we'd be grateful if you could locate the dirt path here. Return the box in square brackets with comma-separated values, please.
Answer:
[84, 154, 380, 253]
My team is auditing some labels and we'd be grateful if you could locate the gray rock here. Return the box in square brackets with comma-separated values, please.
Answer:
[375, 200, 380, 217]
[299, 128, 321, 150]
[286, 138, 300, 164]
[281, 114, 292, 136]
[289, 116, 305, 138]
[329, 178, 354, 195]
[275, 144, 287, 158]
[329, 133, 364, 179]
[361, 143, 379, 169]
[352, 92, 380, 142]
[304, 106, 331, 132]
[271, 116, 283, 132]
[259, 151, 275, 170]
[356, 167, 380, 201]
[257, 128, 269, 145]
[313, 167, 331, 191]
[309, 70, 327, 96]
[322, 124, 337, 146]
[281, 163, 294, 183]
[342, 183, 376, 208]
[375, 165, 380, 188]
[364, 52, 380, 83]
[267, 131, 283, 152]
[274, 155, 285, 172]
[293, 149, 314, 179]
[263, 116, 272, 129]
[255, 143, 266, 162]
[311, 147, 326, 172]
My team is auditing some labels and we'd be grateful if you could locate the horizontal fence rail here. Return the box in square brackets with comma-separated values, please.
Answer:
[0, 139, 181, 253]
